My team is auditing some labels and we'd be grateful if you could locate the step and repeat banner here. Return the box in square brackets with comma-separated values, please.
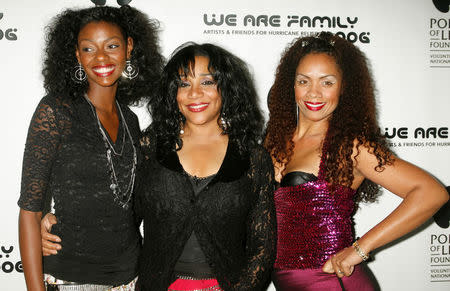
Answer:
[1, 0, 449, 290]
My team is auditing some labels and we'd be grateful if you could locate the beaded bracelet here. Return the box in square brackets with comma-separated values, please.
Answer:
[352, 240, 370, 261]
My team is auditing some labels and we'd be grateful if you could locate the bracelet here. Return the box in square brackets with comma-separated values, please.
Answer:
[352, 240, 370, 261]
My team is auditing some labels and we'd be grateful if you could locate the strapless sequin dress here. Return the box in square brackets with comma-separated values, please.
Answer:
[272, 147, 375, 291]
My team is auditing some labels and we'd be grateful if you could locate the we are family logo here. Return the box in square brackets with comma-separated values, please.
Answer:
[0, 13, 18, 41]
[0, 245, 22, 273]
[383, 126, 450, 148]
[202, 13, 371, 44]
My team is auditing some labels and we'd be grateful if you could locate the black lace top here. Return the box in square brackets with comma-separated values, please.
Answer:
[174, 173, 216, 278]
[135, 138, 277, 290]
[18, 95, 142, 285]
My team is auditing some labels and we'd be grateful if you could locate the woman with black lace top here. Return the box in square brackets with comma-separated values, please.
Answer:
[40, 42, 276, 290]
[135, 42, 277, 291]
[17, 5, 163, 291]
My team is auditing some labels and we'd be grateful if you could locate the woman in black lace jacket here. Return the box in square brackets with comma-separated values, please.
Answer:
[136, 42, 277, 291]
[39, 41, 276, 290]
[18, 5, 163, 291]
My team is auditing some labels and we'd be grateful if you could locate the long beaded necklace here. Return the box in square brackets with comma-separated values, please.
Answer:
[84, 95, 137, 210]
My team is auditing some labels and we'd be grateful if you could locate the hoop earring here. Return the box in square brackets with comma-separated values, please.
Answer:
[122, 60, 139, 80]
[72, 63, 87, 83]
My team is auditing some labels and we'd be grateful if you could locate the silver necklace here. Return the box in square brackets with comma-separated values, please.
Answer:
[104, 122, 126, 156]
[84, 95, 137, 209]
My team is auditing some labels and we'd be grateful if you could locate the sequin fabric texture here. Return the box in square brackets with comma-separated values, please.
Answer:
[274, 149, 356, 270]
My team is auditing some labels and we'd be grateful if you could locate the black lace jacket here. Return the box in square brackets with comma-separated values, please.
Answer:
[135, 139, 277, 291]
[18, 95, 142, 285]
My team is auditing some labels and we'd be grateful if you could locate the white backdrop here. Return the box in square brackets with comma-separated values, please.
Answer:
[1, 0, 449, 290]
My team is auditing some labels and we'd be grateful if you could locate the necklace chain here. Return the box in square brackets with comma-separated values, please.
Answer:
[102, 120, 125, 156]
[84, 95, 137, 209]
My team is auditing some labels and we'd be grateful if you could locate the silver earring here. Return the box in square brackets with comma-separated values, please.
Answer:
[180, 127, 184, 135]
[220, 116, 229, 132]
[72, 63, 87, 83]
[296, 104, 299, 125]
[122, 60, 139, 80]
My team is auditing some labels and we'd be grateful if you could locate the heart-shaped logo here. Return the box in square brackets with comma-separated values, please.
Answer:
[433, 186, 450, 228]
[90, 0, 107, 6]
[433, 0, 450, 13]
[117, 0, 132, 5]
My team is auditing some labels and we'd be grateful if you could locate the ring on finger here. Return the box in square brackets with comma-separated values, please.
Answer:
[337, 270, 343, 274]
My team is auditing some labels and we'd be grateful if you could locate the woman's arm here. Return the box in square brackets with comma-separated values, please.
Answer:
[234, 148, 277, 289]
[18, 97, 61, 289]
[323, 144, 448, 277]
[19, 210, 45, 291]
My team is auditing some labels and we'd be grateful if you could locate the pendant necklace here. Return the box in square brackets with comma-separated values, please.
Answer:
[84, 95, 137, 209]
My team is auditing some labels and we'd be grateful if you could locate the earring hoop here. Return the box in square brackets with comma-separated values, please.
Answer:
[72, 63, 87, 83]
[122, 60, 139, 80]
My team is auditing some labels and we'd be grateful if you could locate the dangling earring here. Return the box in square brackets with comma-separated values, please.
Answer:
[296, 104, 299, 126]
[219, 114, 230, 133]
[179, 114, 185, 135]
[122, 60, 139, 80]
[72, 63, 87, 83]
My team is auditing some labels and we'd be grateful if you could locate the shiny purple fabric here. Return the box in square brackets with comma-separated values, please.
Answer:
[272, 265, 375, 291]
[274, 147, 356, 270]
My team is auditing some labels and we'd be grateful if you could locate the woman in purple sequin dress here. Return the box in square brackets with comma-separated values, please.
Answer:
[264, 32, 448, 291]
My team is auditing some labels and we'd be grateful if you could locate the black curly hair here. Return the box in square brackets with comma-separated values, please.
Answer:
[42, 5, 164, 105]
[146, 42, 264, 155]
[265, 32, 394, 203]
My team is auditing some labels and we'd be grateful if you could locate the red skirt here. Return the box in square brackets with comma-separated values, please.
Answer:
[168, 277, 222, 291]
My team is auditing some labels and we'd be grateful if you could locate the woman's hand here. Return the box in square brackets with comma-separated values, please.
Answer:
[322, 246, 363, 278]
[41, 213, 61, 256]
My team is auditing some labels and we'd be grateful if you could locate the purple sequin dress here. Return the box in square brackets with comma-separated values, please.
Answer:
[272, 145, 375, 291]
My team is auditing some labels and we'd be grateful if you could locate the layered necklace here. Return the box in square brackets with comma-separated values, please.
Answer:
[84, 95, 137, 210]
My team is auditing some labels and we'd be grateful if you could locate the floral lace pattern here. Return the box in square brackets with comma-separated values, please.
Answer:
[135, 139, 276, 291]
[19, 95, 141, 285]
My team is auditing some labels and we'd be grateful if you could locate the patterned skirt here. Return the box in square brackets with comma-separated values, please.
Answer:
[44, 274, 137, 291]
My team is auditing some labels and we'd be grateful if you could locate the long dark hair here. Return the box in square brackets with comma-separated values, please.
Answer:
[42, 5, 164, 104]
[265, 32, 394, 203]
[146, 42, 264, 156]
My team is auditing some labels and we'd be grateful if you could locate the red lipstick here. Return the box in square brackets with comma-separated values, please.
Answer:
[187, 103, 209, 112]
[304, 101, 325, 111]
[92, 65, 115, 77]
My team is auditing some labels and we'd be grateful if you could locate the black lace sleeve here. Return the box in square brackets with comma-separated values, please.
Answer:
[18, 96, 61, 212]
[234, 147, 277, 290]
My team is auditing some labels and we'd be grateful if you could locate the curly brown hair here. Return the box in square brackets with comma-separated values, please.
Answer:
[264, 32, 394, 203]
